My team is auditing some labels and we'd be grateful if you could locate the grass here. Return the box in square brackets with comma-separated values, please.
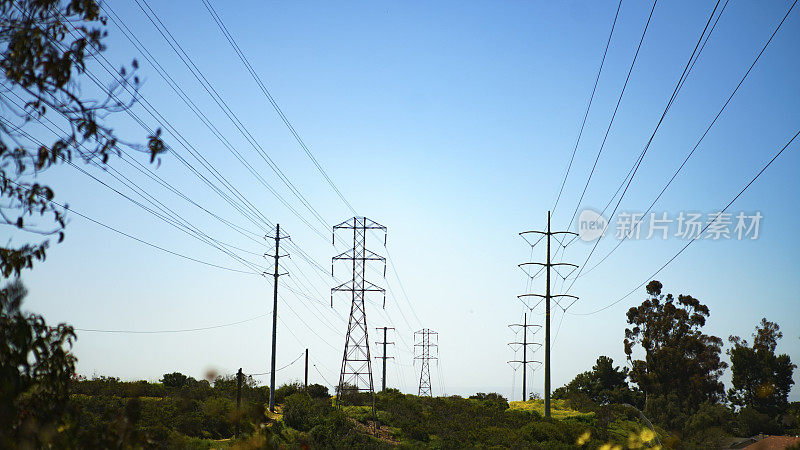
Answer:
[508, 399, 596, 421]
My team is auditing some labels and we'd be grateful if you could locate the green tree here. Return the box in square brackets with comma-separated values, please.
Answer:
[0, 279, 75, 446]
[728, 318, 796, 417]
[0, 0, 164, 277]
[553, 355, 630, 405]
[161, 372, 192, 388]
[623, 281, 727, 416]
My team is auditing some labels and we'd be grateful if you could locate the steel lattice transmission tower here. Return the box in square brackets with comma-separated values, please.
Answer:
[414, 328, 438, 397]
[331, 217, 387, 408]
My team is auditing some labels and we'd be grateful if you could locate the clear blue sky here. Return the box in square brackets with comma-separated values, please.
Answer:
[14, 0, 800, 400]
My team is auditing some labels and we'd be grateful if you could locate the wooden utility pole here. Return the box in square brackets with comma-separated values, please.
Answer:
[304, 348, 308, 388]
[235, 368, 243, 439]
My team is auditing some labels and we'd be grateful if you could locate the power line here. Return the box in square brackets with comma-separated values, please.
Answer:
[552, 0, 730, 264]
[566, 0, 795, 280]
[5, 177, 258, 274]
[2, 83, 265, 271]
[51, 9, 370, 298]
[279, 295, 339, 352]
[384, 244, 423, 328]
[129, 0, 332, 241]
[103, 3, 326, 242]
[311, 357, 336, 389]
[6, 78, 331, 285]
[30, 1, 418, 366]
[0, 116, 264, 275]
[200, 0, 357, 217]
[63, 155, 263, 273]
[74, 312, 270, 334]
[197, 1, 424, 336]
[194, 1, 427, 349]
[563, 0, 659, 231]
[44, 4, 278, 233]
[570, 127, 799, 316]
[250, 352, 305, 377]
[552, 0, 623, 213]
[563, 0, 724, 293]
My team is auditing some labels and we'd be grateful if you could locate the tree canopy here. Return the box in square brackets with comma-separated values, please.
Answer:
[623, 280, 727, 414]
[0, 0, 164, 277]
[553, 355, 632, 406]
[728, 318, 796, 416]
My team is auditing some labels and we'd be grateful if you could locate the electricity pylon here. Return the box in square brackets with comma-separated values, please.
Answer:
[265, 224, 289, 413]
[331, 217, 387, 413]
[519, 211, 578, 418]
[508, 312, 542, 401]
[414, 328, 438, 397]
[374, 326, 395, 391]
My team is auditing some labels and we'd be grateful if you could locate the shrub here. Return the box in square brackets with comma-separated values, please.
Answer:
[337, 383, 372, 406]
[282, 392, 333, 431]
[469, 392, 509, 410]
[306, 383, 330, 399]
[274, 382, 303, 404]
[309, 410, 353, 444]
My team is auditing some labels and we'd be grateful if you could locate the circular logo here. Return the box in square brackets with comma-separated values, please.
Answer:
[577, 209, 608, 242]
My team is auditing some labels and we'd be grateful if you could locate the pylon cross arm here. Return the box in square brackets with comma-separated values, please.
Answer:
[518, 293, 579, 299]
[333, 217, 386, 230]
[519, 230, 578, 236]
[333, 248, 386, 262]
[519, 262, 578, 268]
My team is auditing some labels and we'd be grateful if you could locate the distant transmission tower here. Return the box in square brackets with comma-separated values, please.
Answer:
[331, 217, 387, 410]
[519, 211, 579, 418]
[414, 328, 438, 397]
[508, 312, 541, 401]
[374, 327, 395, 392]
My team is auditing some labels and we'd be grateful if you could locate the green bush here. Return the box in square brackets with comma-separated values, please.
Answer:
[337, 383, 373, 406]
[274, 381, 303, 404]
[282, 392, 333, 431]
[306, 383, 330, 399]
[309, 410, 353, 444]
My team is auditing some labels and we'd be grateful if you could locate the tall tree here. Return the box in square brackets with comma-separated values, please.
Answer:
[728, 318, 796, 416]
[0, 0, 164, 277]
[623, 280, 727, 413]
